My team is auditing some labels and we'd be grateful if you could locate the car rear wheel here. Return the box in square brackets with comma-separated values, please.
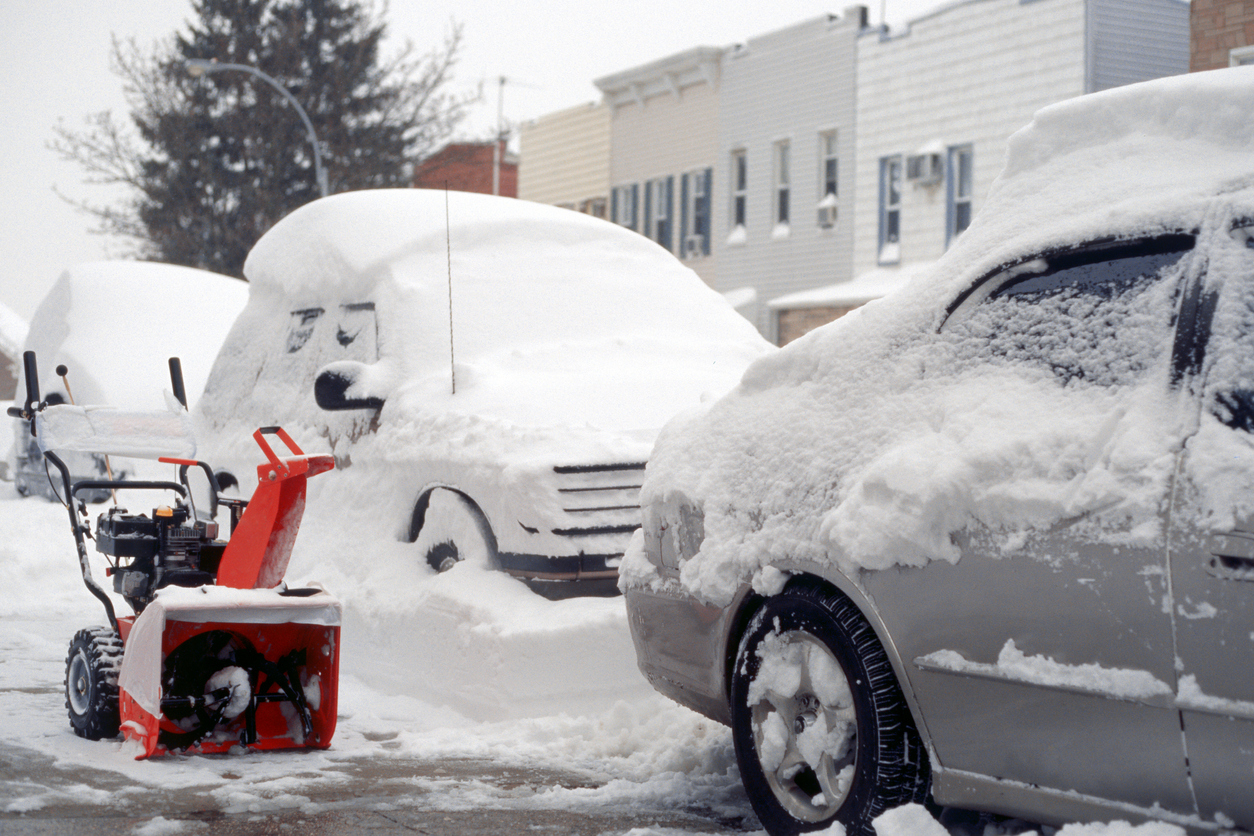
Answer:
[414, 489, 497, 573]
[65, 627, 123, 740]
[730, 579, 929, 836]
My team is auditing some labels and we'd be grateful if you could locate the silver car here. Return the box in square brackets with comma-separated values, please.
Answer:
[622, 70, 1254, 834]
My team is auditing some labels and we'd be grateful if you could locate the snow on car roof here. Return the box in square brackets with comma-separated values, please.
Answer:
[21, 261, 248, 411]
[207, 189, 769, 444]
[627, 68, 1254, 606]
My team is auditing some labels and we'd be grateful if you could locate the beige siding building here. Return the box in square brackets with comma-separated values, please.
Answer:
[517, 102, 610, 217]
[595, 48, 723, 287]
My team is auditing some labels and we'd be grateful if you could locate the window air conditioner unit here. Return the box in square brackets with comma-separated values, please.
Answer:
[683, 234, 705, 258]
[906, 153, 942, 186]
[817, 202, 838, 229]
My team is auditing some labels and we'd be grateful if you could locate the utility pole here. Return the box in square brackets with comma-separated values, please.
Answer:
[493, 76, 505, 196]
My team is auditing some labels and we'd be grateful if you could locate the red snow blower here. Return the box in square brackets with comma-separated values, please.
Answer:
[8, 350, 340, 758]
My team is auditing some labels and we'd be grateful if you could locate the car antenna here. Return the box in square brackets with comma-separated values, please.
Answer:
[57, 363, 117, 504]
[445, 183, 456, 395]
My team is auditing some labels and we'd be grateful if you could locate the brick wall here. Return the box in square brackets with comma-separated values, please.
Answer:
[1192, 0, 1254, 71]
[776, 304, 861, 345]
[413, 142, 518, 197]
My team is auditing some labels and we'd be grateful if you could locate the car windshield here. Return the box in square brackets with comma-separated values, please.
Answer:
[942, 236, 1194, 387]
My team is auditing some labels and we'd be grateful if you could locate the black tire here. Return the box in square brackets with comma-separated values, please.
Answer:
[65, 627, 124, 740]
[414, 490, 497, 574]
[730, 580, 930, 836]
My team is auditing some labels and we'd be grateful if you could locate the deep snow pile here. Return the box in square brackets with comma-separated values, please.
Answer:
[623, 66, 1254, 608]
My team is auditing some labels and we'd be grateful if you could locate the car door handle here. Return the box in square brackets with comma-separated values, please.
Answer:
[1209, 532, 1254, 581]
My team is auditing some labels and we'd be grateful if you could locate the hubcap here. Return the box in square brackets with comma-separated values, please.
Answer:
[747, 631, 857, 822]
[68, 650, 91, 715]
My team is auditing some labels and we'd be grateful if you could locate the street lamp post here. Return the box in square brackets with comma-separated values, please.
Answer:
[184, 58, 329, 198]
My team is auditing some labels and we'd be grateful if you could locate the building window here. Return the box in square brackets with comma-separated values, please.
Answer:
[681, 168, 712, 259]
[580, 197, 608, 219]
[731, 150, 747, 231]
[611, 184, 638, 231]
[644, 176, 674, 252]
[1231, 45, 1254, 66]
[947, 145, 974, 245]
[774, 140, 791, 229]
[818, 131, 838, 229]
[879, 155, 902, 264]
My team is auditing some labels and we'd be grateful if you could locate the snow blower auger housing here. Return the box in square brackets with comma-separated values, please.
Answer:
[9, 350, 340, 758]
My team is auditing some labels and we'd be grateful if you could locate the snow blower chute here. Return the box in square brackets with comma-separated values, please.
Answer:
[9, 351, 340, 758]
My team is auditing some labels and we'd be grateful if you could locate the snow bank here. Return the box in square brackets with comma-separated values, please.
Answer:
[628, 68, 1254, 606]
[20, 261, 247, 411]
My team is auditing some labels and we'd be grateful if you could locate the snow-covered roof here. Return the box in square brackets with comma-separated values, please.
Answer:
[21, 261, 248, 411]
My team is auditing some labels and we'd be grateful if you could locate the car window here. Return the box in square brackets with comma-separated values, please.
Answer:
[284, 303, 379, 363]
[941, 236, 1193, 387]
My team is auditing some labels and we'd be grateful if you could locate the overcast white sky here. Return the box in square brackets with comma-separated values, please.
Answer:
[1, 0, 944, 321]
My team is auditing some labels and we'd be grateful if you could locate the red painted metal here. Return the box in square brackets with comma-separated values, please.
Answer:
[216, 430, 335, 590]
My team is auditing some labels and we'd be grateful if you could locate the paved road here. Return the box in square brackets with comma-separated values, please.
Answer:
[0, 741, 753, 836]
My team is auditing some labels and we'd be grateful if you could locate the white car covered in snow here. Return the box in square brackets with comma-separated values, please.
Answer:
[623, 69, 1254, 833]
[196, 189, 771, 597]
[9, 261, 246, 501]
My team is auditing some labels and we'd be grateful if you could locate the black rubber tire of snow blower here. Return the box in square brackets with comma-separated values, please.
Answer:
[730, 579, 930, 836]
[65, 627, 124, 740]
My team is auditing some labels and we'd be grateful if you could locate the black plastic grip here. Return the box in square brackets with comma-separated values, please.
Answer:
[169, 357, 187, 408]
[22, 351, 39, 413]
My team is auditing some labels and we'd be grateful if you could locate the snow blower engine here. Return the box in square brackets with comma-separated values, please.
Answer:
[8, 351, 341, 758]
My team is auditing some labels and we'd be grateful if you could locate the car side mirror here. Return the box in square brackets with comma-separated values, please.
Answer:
[315, 365, 385, 412]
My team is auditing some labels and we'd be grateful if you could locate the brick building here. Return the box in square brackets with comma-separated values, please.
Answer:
[1191, 0, 1254, 71]
[412, 141, 518, 197]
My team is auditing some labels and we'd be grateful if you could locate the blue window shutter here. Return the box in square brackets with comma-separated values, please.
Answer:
[680, 173, 691, 254]
[664, 176, 675, 252]
[611, 188, 619, 226]
[644, 180, 653, 240]
[702, 167, 712, 255]
[631, 184, 639, 230]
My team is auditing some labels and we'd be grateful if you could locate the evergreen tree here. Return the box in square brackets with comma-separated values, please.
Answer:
[52, 0, 468, 278]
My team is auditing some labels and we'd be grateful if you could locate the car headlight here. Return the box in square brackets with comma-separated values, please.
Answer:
[644, 492, 705, 571]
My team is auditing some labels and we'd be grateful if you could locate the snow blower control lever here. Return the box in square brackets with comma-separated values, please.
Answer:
[14, 351, 341, 758]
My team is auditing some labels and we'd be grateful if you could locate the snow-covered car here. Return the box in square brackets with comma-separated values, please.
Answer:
[9, 261, 246, 501]
[622, 69, 1254, 834]
[196, 189, 771, 597]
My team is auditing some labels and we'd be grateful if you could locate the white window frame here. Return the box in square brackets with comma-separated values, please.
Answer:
[947, 144, 974, 246]
[1231, 45, 1254, 66]
[818, 131, 838, 229]
[611, 184, 637, 231]
[774, 140, 791, 229]
[879, 155, 903, 265]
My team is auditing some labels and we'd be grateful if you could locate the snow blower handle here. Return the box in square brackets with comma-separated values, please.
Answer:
[168, 357, 187, 409]
[6, 351, 41, 424]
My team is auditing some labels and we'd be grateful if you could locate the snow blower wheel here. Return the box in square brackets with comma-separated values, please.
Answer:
[65, 627, 123, 740]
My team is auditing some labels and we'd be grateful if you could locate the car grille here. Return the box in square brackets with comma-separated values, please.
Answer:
[551, 462, 646, 540]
